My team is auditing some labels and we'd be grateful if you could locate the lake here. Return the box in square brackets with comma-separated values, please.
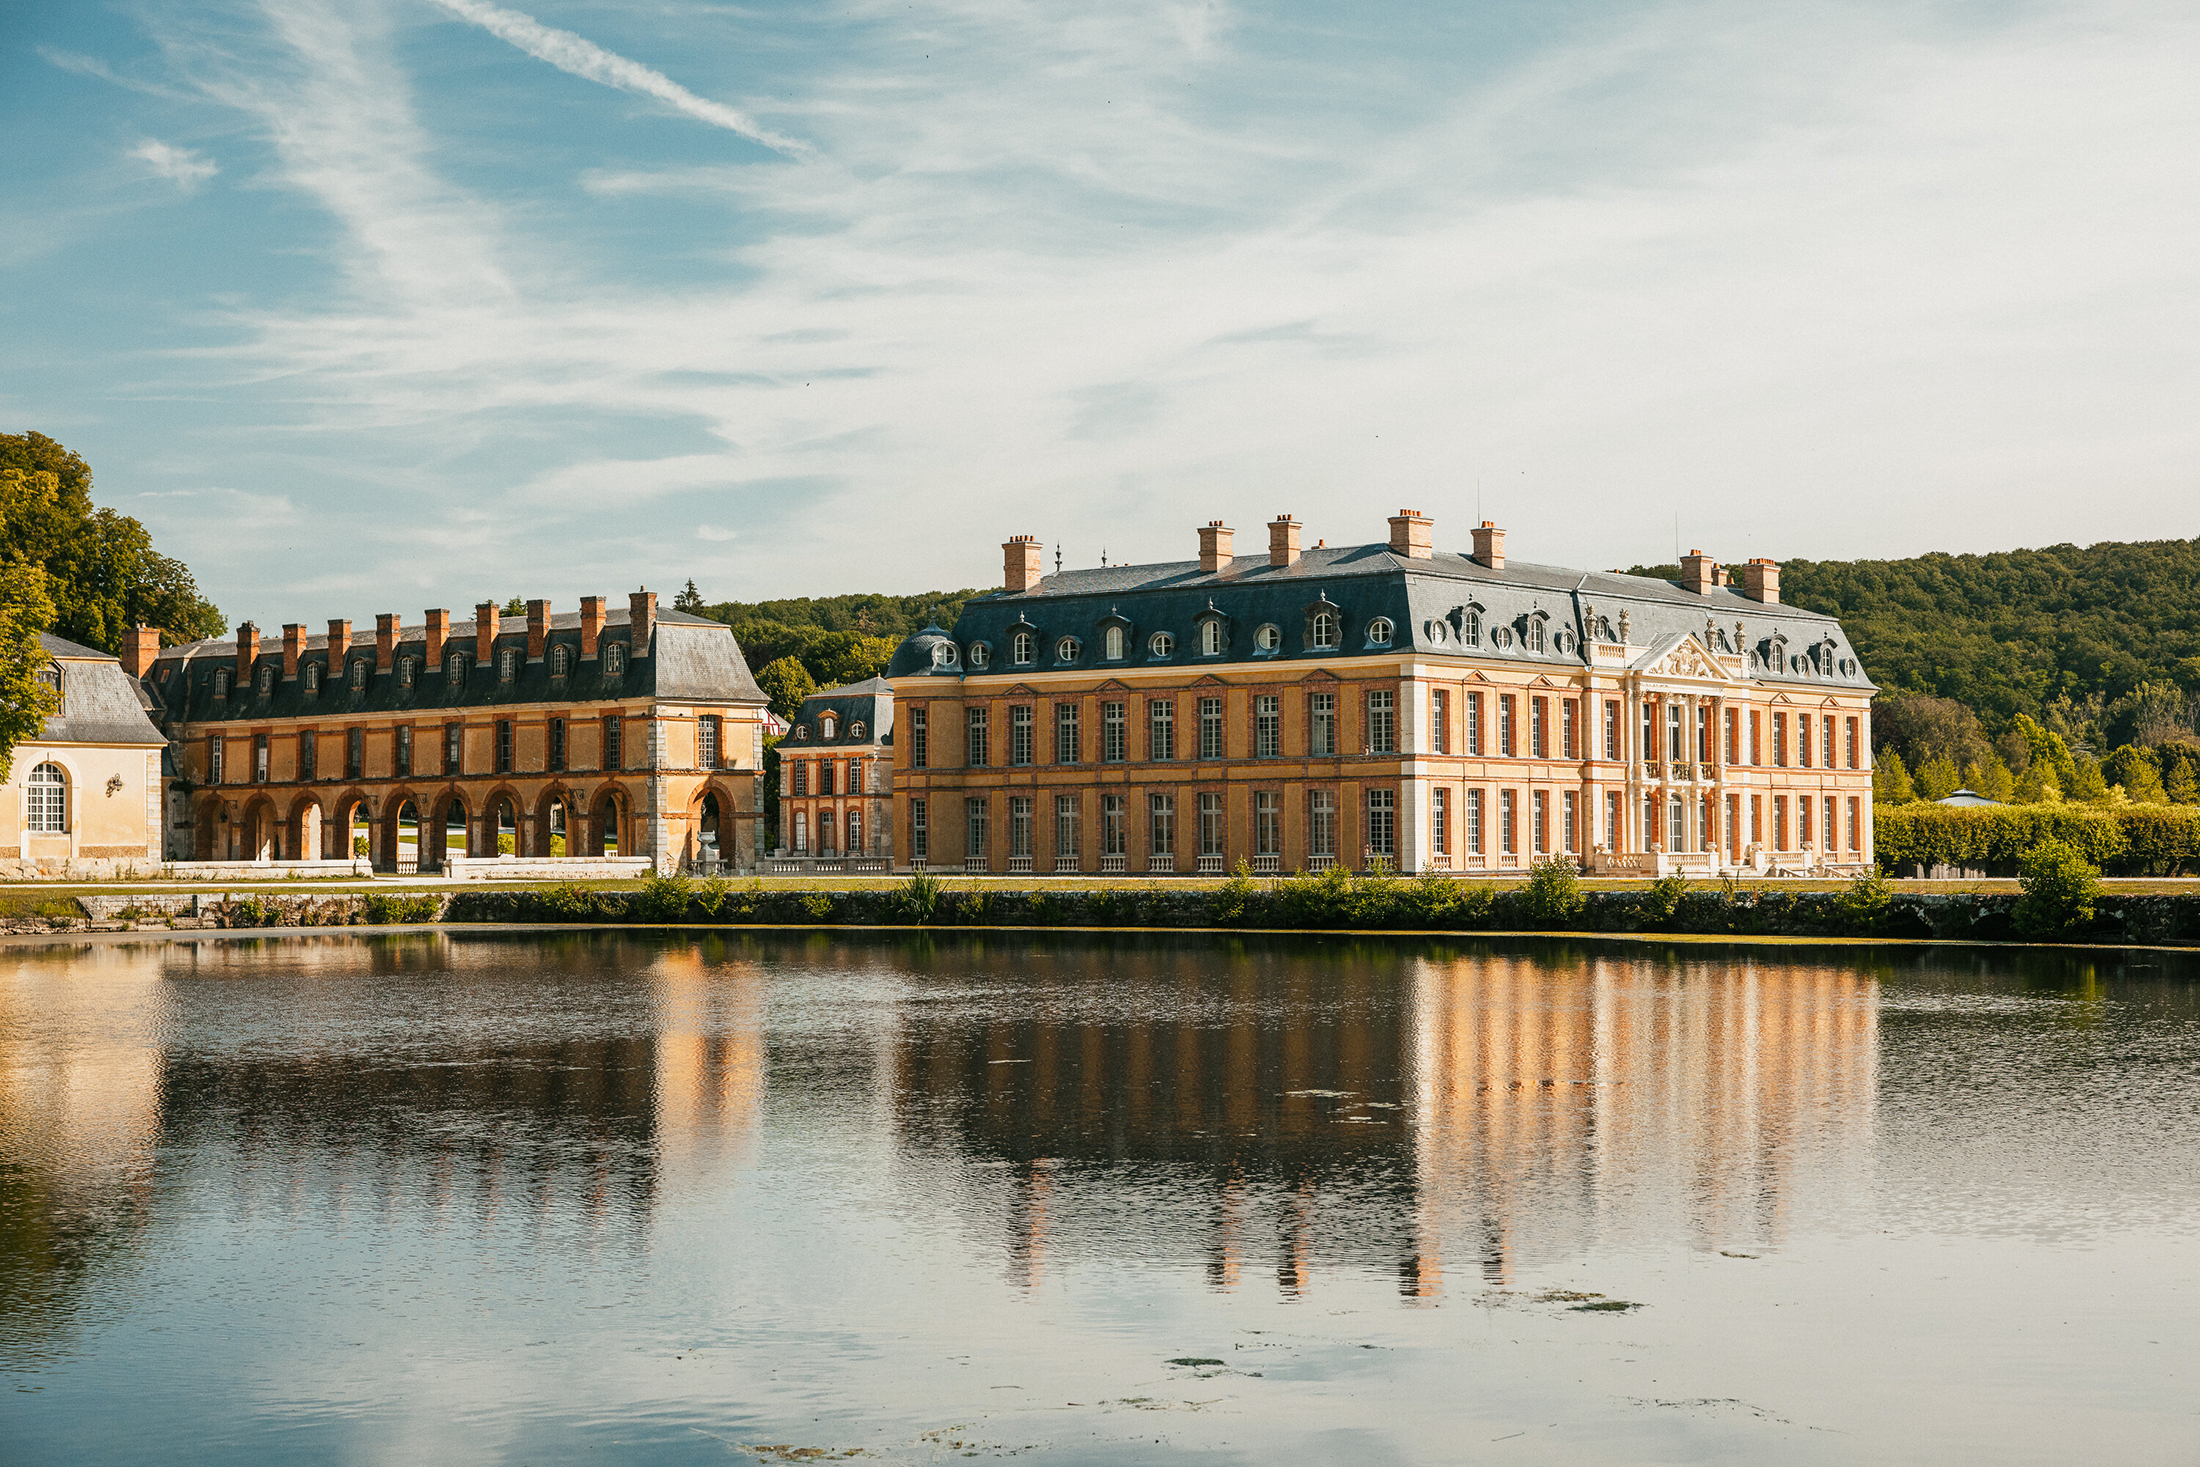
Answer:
[3, 930, 2197, 1464]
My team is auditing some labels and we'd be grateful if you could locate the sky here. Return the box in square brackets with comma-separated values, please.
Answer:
[4, 0, 2197, 629]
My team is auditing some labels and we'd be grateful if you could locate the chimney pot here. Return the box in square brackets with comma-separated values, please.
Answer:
[375, 613, 402, 673]
[628, 588, 657, 656]
[1470, 521, 1506, 571]
[1198, 520, 1235, 574]
[424, 609, 451, 671]
[580, 596, 607, 659]
[1268, 515, 1302, 568]
[122, 624, 162, 680]
[1387, 509, 1434, 559]
[1002, 536, 1044, 595]
[527, 599, 550, 662]
[1680, 549, 1719, 595]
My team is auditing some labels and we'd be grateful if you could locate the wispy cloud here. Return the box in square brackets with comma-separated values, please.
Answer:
[421, 0, 805, 155]
[130, 138, 217, 190]
[696, 525, 737, 542]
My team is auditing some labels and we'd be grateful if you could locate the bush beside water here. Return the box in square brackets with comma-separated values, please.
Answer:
[1876, 803, 2200, 876]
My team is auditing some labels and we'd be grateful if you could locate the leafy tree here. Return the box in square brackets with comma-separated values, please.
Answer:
[2066, 755, 2110, 804]
[2102, 745, 2167, 804]
[0, 561, 58, 779]
[674, 579, 704, 612]
[1961, 756, 2016, 802]
[1913, 753, 1962, 802]
[1872, 747, 1917, 804]
[689, 589, 980, 692]
[1872, 691, 1993, 772]
[499, 595, 527, 616]
[2014, 715, 2078, 791]
[0, 435, 224, 652]
[2013, 838, 2101, 938]
[2163, 746, 2200, 804]
[754, 656, 816, 720]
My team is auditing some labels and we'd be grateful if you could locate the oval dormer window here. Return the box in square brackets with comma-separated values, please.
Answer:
[1255, 624, 1281, 653]
[1149, 631, 1175, 658]
[968, 642, 991, 670]
[850, 720, 866, 739]
[1367, 618, 1393, 647]
[1056, 636, 1081, 662]
[794, 725, 808, 740]
[930, 641, 957, 669]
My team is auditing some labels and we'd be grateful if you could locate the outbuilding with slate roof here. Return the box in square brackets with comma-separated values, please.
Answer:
[886, 513, 1876, 878]
[3, 632, 168, 877]
[774, 676, 895, 866]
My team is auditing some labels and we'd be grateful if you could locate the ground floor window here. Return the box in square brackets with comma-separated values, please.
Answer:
[1563, 790, 1577, 853]
[1199, 792, 1225, 856]
[1533, 790, 1549, 854]
[1501, 790, 1517, 855]
[1848, 797, 1861, 851]
[911, 798, 928, 860]
[1009, 796, 1034, 858]
[1668, 793, 1685, 853]
[1467, 788, 1484, 856]
[966, 798, 988, 859]
[1431, 787, 1448, 855]
[1255, 792, 1281, 855]
[26, 763, 65, 833]
[1056, 795, 1080, 858]
[1308, 790, 1336, 857]
[795, 811, 809, 853]
[1103, 795, 1126, 855]
[1366, 788, 1394, 858]
[1775, 796, 1789, 851]
[1606, 790, 1622, 852]
[1149, 794, 1175, 856]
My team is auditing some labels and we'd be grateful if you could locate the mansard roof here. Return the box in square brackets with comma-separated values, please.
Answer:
[787, 676, 894, 746]
[890, 542, 1874, 691]
[34, 633, 166, 746]
[145, 608, 766, 724]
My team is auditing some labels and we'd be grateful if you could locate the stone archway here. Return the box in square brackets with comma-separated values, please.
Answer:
[392, 797, 423, 872]
[240, 796, 280, 861]
[285, 796, 322, 865]
[537, 788, 579, 859]
[332, 795, 372, 863]
[591, 788, 626, 858]
[194, 796, 224, 861]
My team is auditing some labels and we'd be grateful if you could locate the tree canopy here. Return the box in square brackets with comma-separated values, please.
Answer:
[0, 432, 224, 653]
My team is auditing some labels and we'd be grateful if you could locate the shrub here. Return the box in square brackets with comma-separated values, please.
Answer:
[634, 872, 693, 921]
[496, 834, 516, 855]
[800, 891, 835, 921]
[1641, 874, 1689, 929]
[361, 893, 440, 924]
[352, 835, 370, 858]
[2013, 839, 2102, 939]
[1211, 861, 1260, 925]
[898, 870, 943, 924]
[1519, 858, 1585, 927]
[1835, 868, 1896, 934]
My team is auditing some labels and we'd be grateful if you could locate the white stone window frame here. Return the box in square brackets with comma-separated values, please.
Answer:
[1011, 630, 1035, 666]
[1253, 623, 1282, 654]
[966, 640, 992, 670]
[349, 659, 368, 691]
[1366, 617, 1394, 648]
[25, 761, 68, 834]
[1055, 636, 1081, 663]
[1148, 630, 1176, 659]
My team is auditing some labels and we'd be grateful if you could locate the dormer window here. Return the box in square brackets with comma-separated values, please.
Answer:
[1490, 625, 1515, 650]
[930, 642, 958, 670]
[447, 653, 467, 687]
[1149, 631, 1175, 658]
[1056, 636, 1081, 662]
[794, 725, 809, 741]
[1525, 618, 1544, 653]
[499, 648, 519, 682]
[1309, 610, 1340, 650]
[214, 668, 232, 698]
[1424, 620, 1447, 645]
[551, 644, 571, 677]
[605, 643, 626, 676]
[1104, 626, 1126, 661]
[304, 662, 321, 693]
[1463, 609, 1483, 646]
[1254, 624, 1281, 653]
[349, 660, 367, 691]
[850, 720, 866, 739]
[1011, 631, 1034, 666]
[398, 656, 416, 689]
[38, 663, 63, 707]
[257, 665, 274, 695]
[1367, 618, 1393, 648]
[822, 713, 838, 739]
[967, 642, 990, 670]
[1200, 621, 1222, 656]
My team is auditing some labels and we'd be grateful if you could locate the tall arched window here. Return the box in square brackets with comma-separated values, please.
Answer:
[349, 659, 367, 690]
[1527, 619, 1544, 652]
[1012, 631, 1034, 666]
[1200, 621, 1222, 656]
[305, 661, 321, 692]
[26, 763, 65, 833]
[1463, 610, 1482, 646]
[551, 644, 570, 677]
[1104, 626, 1125, 660]
[1311, 611, 1340, 649]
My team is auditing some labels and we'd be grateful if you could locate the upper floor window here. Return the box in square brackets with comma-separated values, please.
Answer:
[793, 725, 809, 740]
[1254, 624, 1280, 653]
[1462, 609, 1482, 646]
[304, 661, 321, 693]
[931, 641, 957, 669]
[1103, 626, 1125, 660]
[349, 660, 367, 691]
[822, 713, 838, 740]
[257, 665, 274, 695]
[605, 642, 626, 676]
[1527, 618, 1545, 653]
[447, 653, 467, 686]
[1310, 611, 1340, 649]
[1148, 631, 1175, 658]
[1367, 618, 1393, 647]
[1200, 620, 1222, 656]
[849, 720, 866, 740]
[499, 648, 519, 682]
[26, 763, 65, 833]
[967, 641, 990, 670]
[551, 644, 571, 677]
[1011, 631, 1034, 666]
[213, 668, 232, 698]
[1056, 636, 1080, 662]
[37, 663, 62, 704]
[398, 656, 416, 689]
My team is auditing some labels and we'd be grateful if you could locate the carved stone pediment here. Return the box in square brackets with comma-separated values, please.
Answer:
[1638, 634, 1735, 683]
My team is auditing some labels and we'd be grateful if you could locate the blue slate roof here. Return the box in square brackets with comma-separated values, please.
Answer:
[888, 543, 1874, 690]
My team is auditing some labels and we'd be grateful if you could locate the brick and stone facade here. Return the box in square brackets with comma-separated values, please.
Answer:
[887, 516, 1875, 877]
[774, 677, 894, 868]
[141, 591, 770, 874]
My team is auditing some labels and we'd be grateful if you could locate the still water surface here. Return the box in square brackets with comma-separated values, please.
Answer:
[3, 931, 2198, 1464]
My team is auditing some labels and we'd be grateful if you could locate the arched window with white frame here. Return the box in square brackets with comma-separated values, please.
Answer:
[1012, 631, 1035, 666]
[26, 763, 66, 833]
[1200, 620, 1222, 656]
[1310, 610, 1340, 650]
[1104, 626, 1125, 660]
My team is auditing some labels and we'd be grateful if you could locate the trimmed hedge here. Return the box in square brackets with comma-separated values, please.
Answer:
[1875, 803, 2200, 876]
[434, 871, 2200, 946]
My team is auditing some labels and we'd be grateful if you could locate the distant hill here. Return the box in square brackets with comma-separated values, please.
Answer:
[675, 584, 981, 715]
[1630, 537, 2200, 751]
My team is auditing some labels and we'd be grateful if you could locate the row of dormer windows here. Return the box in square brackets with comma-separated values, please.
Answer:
[202, 640, 627, 700]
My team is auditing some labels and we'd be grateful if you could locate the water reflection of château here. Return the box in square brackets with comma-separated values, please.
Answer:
[875, 937, 1878, 1297]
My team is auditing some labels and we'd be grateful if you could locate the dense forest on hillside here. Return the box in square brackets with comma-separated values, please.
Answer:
[672, 581, 980, 717]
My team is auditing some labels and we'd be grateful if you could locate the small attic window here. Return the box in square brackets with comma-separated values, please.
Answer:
[850, 720, 866, 740]
[304, 662, 321, 692]
[257, 665, 274, 695]
[349, 659, 367, 691]
[551, 644, 571, 677]
[822, 713, 838, 739]
[605, 643, 626, 676]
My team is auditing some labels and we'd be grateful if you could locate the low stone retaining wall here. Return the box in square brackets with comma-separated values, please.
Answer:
[443, 856, 655, 882]
[146, 860, 375, 881]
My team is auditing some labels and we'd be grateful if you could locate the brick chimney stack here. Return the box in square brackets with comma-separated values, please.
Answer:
[527, 599, 550, 662]
[1269, 515, 1301, 567]
[1470, 521, 1506, 571]
[628, 588, 657, 656]
[1002, 536, 1043, 594]
[580, 596, 606, 659]
[423, 609, 450, 671]
[327, 619, 351, 677]
[282, 624, 307, 679]
[235, 622, 259, 681]
[1387, 508, 1433, 559]
[1742, 558, 1781, 605]
[1681, 550, 1719, 595]
[121, 625, 161, 680]
[1198, 520, 1235, 574]
[375, 613, 402, 672]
